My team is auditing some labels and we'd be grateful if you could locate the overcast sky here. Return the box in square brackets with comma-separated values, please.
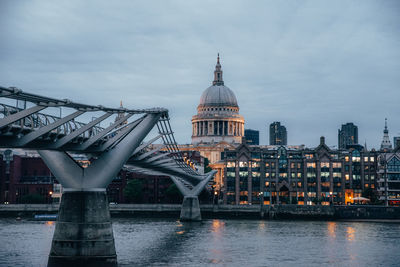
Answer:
[1, 0, 399, 149]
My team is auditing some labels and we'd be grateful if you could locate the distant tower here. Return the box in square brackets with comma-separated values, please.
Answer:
[244, 129, 259, 145]
[115, 100, 128, 126]
[269, 122, 287, 145]
[380, 118, 392, 150]
[338, 123, 358, 149]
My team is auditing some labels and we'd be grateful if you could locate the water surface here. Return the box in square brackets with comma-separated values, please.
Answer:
[0, 218, 399, 266]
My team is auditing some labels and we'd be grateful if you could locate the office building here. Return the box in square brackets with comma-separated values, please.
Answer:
[269, 122, 287, 145]
[338, 123, 358, 149]
[245, 129, 259, 145]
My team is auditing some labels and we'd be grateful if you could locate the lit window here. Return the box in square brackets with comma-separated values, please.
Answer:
[227, 162, 236, 168]
[345, 156, 349, 162]
[364, 157, 369, 162]
[307, 163, 316, 168]
[265, 173, 270, 178]
[370, 157, 375, 162]
[332, 162, 342, 168]
[345, 174, 350, 181]
[239, 161, 248, 168]
[321, 162, 330, 168]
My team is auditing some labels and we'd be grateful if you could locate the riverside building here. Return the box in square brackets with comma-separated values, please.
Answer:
[377, 145, 400, 206]
[221, 137, 378, 205]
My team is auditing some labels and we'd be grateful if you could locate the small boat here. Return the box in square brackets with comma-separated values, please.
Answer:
[34, 214, 58, 221]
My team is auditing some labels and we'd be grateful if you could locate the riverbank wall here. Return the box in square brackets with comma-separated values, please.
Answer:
[1, 204, 399, 221]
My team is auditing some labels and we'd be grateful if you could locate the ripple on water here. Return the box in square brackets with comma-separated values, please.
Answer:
[0, 218, 400, 266]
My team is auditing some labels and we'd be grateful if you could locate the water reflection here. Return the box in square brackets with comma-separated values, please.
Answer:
[346, 226, 356, 242]
[45, 221, 54, 226]
[1, 219, 399, 267]
[122, 220, 202, 266]
[327, 221, 336, 239]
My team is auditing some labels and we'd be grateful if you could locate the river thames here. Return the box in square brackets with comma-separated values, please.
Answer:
[0, 218, 399, 267]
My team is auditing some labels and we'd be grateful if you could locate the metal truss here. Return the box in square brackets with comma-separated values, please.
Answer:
[0, 86, 215, 191]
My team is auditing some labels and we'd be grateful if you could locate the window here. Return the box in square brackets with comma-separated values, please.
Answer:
[321, 162, 330, 168]
[364, 157, 369, 162]
[332, 162, 342, 168]
[370, 157, 375, 162]
[352, 150, 361, 162]
[251, 162, 260, 168]
[239, 161, 248, 168]
[388, 157, 400, 172]
[227, 161, 236, 168]
[307, 163, 316, 168]
[345, 174, 350, 181]
[239, 171, 248, 177]
[265, 162, 270, 168]
[265, 173, 270, 178]
[345, 156, 349, 162]
[227, 172, 236, 178]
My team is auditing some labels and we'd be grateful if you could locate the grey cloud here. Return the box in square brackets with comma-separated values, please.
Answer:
[0, 0, 399, 149]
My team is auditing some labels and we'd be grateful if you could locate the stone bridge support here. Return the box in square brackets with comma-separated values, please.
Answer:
[40, 113, 161, 267]
[170, 170, 216, 221]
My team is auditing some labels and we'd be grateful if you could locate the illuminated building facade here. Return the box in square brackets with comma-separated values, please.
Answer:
[221, 137, 378, 205]
[377, 146, 400, 206]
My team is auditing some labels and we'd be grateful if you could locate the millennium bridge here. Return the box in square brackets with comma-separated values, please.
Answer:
[0, 86, 216, 267]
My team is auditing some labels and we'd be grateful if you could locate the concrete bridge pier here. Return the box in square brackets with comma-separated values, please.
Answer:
[47, 190, 117, 267]
[180, 196, 201, 221]
[170, 170, 217, 222]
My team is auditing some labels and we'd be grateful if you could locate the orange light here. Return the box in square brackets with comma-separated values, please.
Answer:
[49, 191, 53, 195]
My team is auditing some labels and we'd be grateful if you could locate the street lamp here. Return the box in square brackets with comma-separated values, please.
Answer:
[329, 191, 333, 205]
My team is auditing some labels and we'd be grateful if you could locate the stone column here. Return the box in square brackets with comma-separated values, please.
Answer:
[47, 190, 117, 267]
[180, 196, 201, 221]
[222, 120, 225, 136]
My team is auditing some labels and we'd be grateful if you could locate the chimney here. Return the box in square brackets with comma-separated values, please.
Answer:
[320, 136, 325, 145]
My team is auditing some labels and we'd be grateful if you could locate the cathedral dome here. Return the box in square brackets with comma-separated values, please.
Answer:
[199, 85, 238, 107]
[191, 54, 245, 145]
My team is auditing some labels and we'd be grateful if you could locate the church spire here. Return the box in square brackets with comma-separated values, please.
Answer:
[381, 118, 392, 150]
[213, 53, 224, 86]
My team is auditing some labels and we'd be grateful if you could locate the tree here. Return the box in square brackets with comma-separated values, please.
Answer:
[204, 157, 213, 173]
[362, 188, 378, 204]
[123, 179, 143, 203]
[20, 194, 46, 204]
[165, 183, 182, 203]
